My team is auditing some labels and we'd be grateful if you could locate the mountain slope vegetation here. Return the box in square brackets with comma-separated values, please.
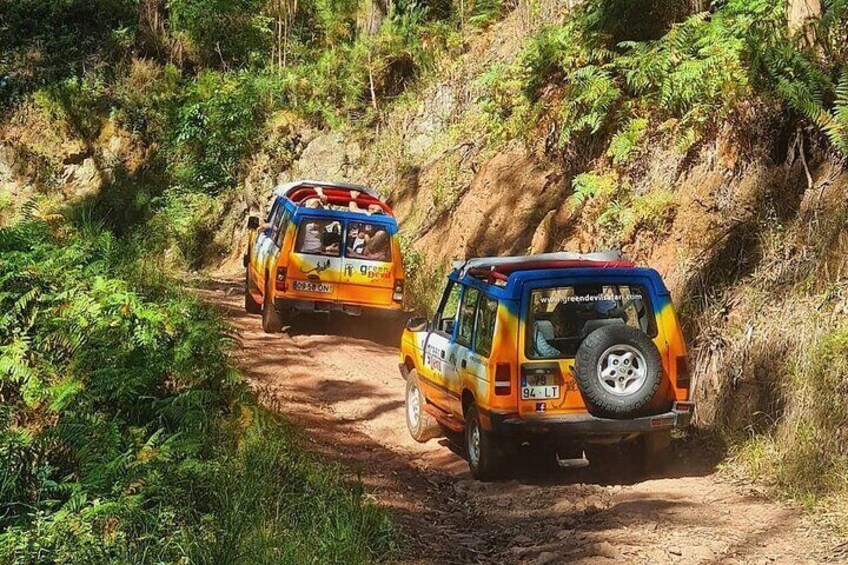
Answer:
[2, 0, 848, 559]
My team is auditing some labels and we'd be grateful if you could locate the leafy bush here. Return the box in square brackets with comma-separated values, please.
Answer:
[111, 60, 183, 143]
[607, 117, 649, 164]
[33, 77, 110, 141]
[167, 71, 270, 195]
[480, 0, 848, 157]
[570, 171, 619, 206]
[0, 0, 136, 106]
[399, 233, 445, 316]
[168, 0, 271, 69]
[0, 218, 393, 564]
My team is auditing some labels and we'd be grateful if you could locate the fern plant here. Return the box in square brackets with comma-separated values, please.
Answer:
[0, 218, 393, 564]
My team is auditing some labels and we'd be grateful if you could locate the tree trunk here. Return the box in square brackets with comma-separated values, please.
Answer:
[357, 0, 387, 36]
[788, 0, 822, 45]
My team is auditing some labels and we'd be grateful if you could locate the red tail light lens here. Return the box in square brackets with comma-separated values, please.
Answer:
[494, 363, 512, 396]
[675, 355, 691, 388]
[275, 266, 287, 291]
[392, 279, 404, 302]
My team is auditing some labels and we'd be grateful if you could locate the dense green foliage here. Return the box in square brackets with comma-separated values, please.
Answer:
[479, 0, 848, 156]
[1, 0, 507, 267]
[0, 218, 393, 563]
[3, 0, 848, 555]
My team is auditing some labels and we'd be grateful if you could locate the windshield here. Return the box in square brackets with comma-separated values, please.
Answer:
[525, 284, 656, 359]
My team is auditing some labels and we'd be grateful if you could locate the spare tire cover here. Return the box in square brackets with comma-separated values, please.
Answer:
[573, 324, 663, 419]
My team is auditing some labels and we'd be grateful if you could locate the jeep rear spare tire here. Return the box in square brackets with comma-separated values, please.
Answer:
[574, 325, 663, 419]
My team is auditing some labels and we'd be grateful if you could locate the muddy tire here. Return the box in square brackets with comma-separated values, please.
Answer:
[574, 325, 663, 419]
[405, 370, 440, 442]
[261, 277, 283, 334]
[465, 404, 503, 481]
[245, 268, 262, 314]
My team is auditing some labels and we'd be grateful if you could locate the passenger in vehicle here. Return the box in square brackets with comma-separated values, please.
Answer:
[321, 221, 342, 254]
[363, 228, 390, 260]
[299, 220, 324, 254]
[349, 190, 384, 215]
[303, 186, 328, 209]
[348, 223, 371, 255]
[533, 319, 561, 358]
[299, 220, 341, 255]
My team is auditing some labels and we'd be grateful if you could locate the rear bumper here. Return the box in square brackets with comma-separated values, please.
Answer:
[276, 297, 402, 317]
[486, 402, 694, 438]
[397, 364, 693, 437]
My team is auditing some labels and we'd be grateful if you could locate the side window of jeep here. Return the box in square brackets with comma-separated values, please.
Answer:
[434, 281, 462, 336]
[456, 287, 479, 348]
[274, 209, 291, 248]
[266, 200, 282, 240]
[474, 295, 498, 357]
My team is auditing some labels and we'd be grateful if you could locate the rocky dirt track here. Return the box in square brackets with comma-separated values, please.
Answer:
[206, 278, 845, 565]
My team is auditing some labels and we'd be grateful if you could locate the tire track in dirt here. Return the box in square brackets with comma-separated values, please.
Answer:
[203, 277, 843, 565]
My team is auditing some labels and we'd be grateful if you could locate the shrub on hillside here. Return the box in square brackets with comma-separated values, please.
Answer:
[0, 218, 393, 563]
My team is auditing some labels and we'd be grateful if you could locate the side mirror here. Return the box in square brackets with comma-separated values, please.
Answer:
[405, 317, 429, 332]
[247, 215, 260, 230]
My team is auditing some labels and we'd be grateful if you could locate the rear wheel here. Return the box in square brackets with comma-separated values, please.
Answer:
[405, 370, 440, 442]
[261, 277, 283, 334]
[465, 404, 503, 481]
[244, 267, 262, 314]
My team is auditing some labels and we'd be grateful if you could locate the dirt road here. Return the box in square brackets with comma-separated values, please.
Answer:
[207, 278, 844, 565]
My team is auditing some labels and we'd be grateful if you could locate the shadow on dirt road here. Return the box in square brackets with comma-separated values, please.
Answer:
[200, 276, 838, 565]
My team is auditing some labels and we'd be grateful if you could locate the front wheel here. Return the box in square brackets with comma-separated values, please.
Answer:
[465, 404, 503, 481]
[261, 277, 283, 334]
[405, 370, 440, 442]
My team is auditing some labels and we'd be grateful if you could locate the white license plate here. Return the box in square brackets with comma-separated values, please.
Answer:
[521, 386, 560, 400]
[293, 280, 333, 293]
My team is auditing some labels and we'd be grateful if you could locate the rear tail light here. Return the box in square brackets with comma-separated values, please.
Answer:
[675, 355, 691, 388]
[494, 363, 512, 396]
[275, 266, 287, 291]
[392, 279, 404, 302]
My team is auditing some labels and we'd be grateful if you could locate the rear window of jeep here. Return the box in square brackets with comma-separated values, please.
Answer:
[526, 284, 656, 359]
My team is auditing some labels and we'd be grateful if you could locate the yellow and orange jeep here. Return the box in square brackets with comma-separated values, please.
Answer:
[245, 180, 405, 331]
[399, 252, 693, 479]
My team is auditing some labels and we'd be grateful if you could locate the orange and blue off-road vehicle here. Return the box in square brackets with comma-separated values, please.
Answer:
[244, 180, 405, 332]
[399, 252, 694, 480]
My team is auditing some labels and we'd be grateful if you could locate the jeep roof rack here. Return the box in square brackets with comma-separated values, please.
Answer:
[454, 251, 634, 281]
[274, 179, 393, 215]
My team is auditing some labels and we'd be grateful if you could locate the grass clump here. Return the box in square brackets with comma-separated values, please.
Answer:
[730, 325, 848, 533]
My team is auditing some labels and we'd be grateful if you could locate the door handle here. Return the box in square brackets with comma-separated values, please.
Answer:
[461, 359, 467, 369]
